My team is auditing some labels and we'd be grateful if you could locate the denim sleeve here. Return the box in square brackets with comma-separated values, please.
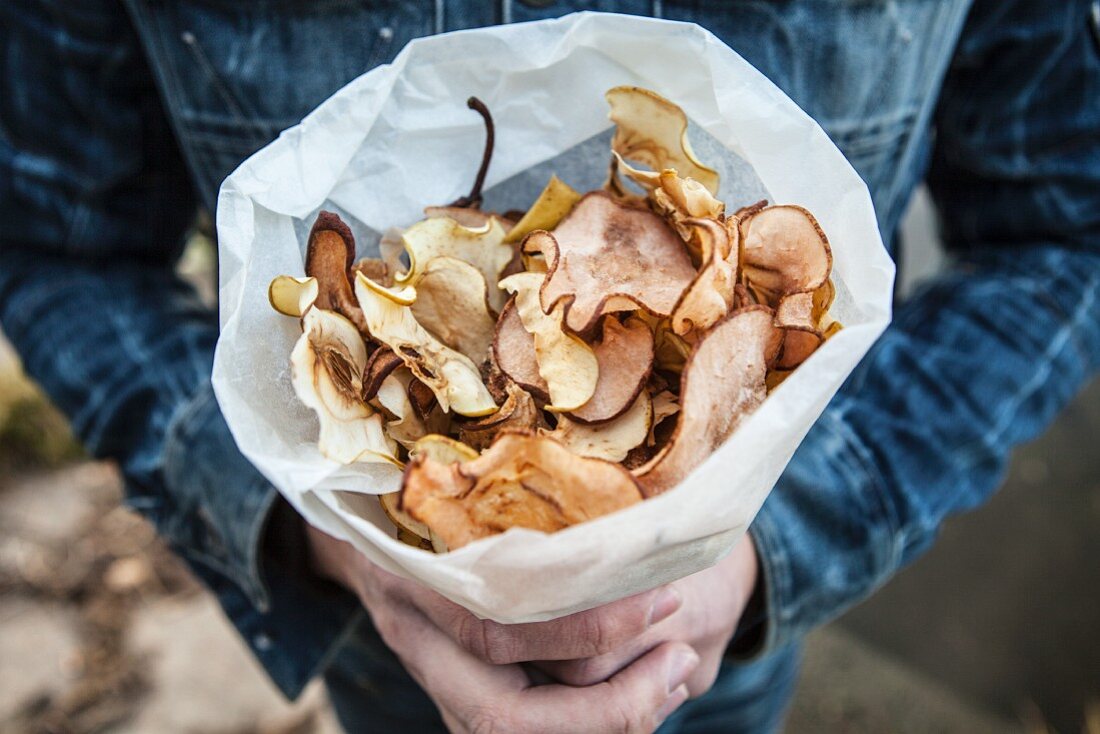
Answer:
[744, 0, 1100, 654]
[0, 1, 359, 697]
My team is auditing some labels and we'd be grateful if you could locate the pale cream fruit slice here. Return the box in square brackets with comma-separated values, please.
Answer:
[499, 272, 598, 412]
[373, 368, 449, 450]
[268, 275, 318, 318]
[504, 175, 582, 244]
[397, 216, 514, 313]
[355, 273, 497, 418]
[634, 306, 776, 496]
[522, 192, 696, 336]
[606, 86, 719, 195]
[290, 308, 400, 465]
[401, 432, 643, 550]
[410, 256, 496, 364]
[408, 434, 480, 463]
[544, 391, 652, 463]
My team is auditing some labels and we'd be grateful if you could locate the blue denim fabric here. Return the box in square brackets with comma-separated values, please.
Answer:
[2, 0, 1098, 732]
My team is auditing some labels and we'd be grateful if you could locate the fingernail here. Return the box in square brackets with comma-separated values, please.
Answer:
[648, 587, 682, 626]
[656, 684, 689, 725]
[666, 649, 698, 692]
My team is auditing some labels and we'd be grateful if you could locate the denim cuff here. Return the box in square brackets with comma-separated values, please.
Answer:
[161, 381, 363, 697]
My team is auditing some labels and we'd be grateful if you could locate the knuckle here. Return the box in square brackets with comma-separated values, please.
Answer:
[457, 616, 514, 664]
[604, 685, 646, 733]
[467, 706, 505, 734]
[585, 610, 627, 656]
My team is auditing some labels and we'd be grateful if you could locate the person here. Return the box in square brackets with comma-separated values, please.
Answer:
[2, 0, 1097, 731]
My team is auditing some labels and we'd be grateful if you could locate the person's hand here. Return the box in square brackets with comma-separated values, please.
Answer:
[534, 535, 759, 697]
[307, 524, 703, 733]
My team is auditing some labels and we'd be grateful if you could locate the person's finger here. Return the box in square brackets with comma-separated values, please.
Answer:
[508, 642, 699, 734]
[534, 630, 660, 687]
[397, 574, 683, 664]
[374, 591, 698, 734]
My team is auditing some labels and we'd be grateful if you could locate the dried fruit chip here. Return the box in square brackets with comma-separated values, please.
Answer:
[647, 389, 680, 448]
[355, 273, 497, 417]
[492, 296, 550, 401]
[398, 216, 514, 312]
[424, 206, 512, 230]
[499, 272, 599, 412]
[606, 86, 719, 195]
[523, 192, 696, 335]
[375, 369, 449, 449]
[268, 275, 319, 318]
[408, 434, 480, 463]
[458, 381, 541, 451]
[775, 291, 814, 330]
[738, 205, 832, 307]
[401, 432, 643, 549]
[669, 219, 738, 337]
[776, 327, 824, 370]
[410, 256, 496, 364]
[566, 317, 654, 424]
[306, 212, 370, 335]
[351, 258, 393, 287]
[634, 306, 775, 496]
[504, 175, 583, 244]
[361, 347, 404, 402]
[291, 308, 400, 465]
[545, 391, 652, 463]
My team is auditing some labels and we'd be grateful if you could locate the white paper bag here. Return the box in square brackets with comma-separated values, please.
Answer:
[212, 11, 894, 623]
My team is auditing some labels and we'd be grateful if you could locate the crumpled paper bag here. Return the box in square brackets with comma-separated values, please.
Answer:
[212, 11, 893, 622]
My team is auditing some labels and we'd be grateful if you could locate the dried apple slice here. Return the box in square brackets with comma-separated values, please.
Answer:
[361, 347, 404, 402]
[374, 368, 448, 449]
[424, 206, 513, 230]
[410, 256, 496, 364]
[492, 297, 550, 401]
[566, 317, 654, 424]
[647, 390, 680, 447]
[776, 327, 824, 370]
[504, 175, 582, 244]
[458, 381, 541, 451]
[268, 275, 318, 318]
[606, 86, 720, 195]
[634, 306, 776, 496]
[290, 308, 400, 465]
[499, 273, 599, 412]
[669, 219, 738, 337]
[305, 212, 370, 335]
[545, 391, 652, 463]
[408, 434, 479, 463]
[401, 432, 643, 550]
[397, 216, 514, 313]
[738, 205, 832, 307]
[355, 273, 497, 417]
[379, 492, 434, 550]
[351, 258, 393, 287]
[775, 291, 814, 329]
[523, 192, 696, 335]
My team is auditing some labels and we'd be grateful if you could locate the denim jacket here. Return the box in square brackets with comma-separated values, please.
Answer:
[2, 0, 1098, 699]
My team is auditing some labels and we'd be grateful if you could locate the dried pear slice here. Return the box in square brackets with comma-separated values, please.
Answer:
[458, 381, 541, 451]
[566, 317, 654, 425]
[776, 327, 824, 370]
[269, 276, 319, 318]
[397, 216, 514, 313]
[401, 432, 643, 550]
[669, 219, 738, 338]
[306, 212, 370, 335]
[355, 273, 497, 417]
[410, 256, 496, 364]
[351, 258, 392, 288]
[738, 205, 832, 307]
[374, 369, 448, 449]
[647, 390, 680, 448]
[775, 291, 815, 330]
[634, 306, 776, 496]
[545, 391, 652, 463]
[408, 434, 479, 464]
[499, 273, 599, 412]
[504, 175, 582, 244]
[523, 192, 696, 336]
[606, 86, 719, 195]
[290, 308, 400, 465]
[492, 297, 550, 401]
[424, 206, 512, 229]
[361, 347, 404, 402]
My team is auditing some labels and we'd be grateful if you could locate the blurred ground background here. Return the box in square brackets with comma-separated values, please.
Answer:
[0, 193, 1097, 733]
